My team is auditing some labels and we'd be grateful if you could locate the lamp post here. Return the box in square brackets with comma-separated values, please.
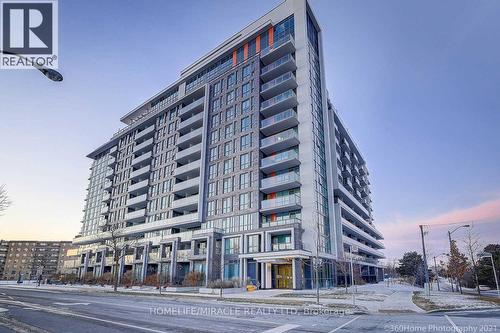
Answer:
[1, 50, 63, 82]
[433, 253, 448, 291]
[479, 252, 500, 296]
[447, 224, 470, 292]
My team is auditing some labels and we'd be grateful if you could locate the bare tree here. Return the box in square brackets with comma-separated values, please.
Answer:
[0, 184, 12, 215]
[463, 225, 482, 295]
[102, 221, 137, 292]
[335, 259, 350, 293]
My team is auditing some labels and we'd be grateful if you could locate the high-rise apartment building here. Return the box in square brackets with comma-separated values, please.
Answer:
[73, 0, 384, 289]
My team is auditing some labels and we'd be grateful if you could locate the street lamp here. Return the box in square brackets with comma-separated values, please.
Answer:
[479, 252, 500, 296]
[419, 225, 431, 295]
[447, 224, 469, 292]
[1, 50, 63, 82]
[433, 253, 448, 291]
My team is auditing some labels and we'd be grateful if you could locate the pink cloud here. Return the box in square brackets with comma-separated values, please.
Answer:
[378, 197, 500, 259]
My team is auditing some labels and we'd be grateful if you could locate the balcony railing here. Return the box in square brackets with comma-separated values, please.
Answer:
[130, 165, 151, 180]
[271, 243, 293, 251]
[262, 218, 300, 228]
[131, 151, 152, 167]
[178, 97, 204, 120]
[135, 124, 155, 141]
[260, 149, 299, 173]
[133, 137, 154, 154]
[260, 34, 295, 64]
[260, 54, 296, 81]
[261, 194, 301, 214]
[260, 72, 297, 98]
[260, 109, 298, 136]
[177, 127, 203, 149]
[260, 171, 300, 193]
[260, 90, 297, 117]
[260, 128, 299, 154]
[128, 179, 149, 194]
[124, 208, 146, 222]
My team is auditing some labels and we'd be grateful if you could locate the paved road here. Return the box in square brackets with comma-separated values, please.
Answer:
[0, 287, 499, 333]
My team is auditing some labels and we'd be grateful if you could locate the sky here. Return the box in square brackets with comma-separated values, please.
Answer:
[0, 0, 499, 261]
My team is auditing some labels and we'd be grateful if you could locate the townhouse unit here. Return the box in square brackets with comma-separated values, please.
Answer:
[73, 0, 384, 289]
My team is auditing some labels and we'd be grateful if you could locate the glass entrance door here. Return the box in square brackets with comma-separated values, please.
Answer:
[272, 264, 293, 289]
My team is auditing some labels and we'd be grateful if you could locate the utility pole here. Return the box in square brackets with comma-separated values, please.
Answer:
[419, 225, 430, 296]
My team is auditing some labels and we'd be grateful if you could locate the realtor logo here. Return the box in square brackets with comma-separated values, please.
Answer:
[1, 0, 58, 69]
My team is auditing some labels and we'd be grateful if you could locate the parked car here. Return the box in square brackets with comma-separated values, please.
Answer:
[479, 285, 491, 291]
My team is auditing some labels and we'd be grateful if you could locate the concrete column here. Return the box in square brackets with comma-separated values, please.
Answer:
[141, 244, 149, 282]
[293, 258, 303, 290]
[117, 248, 125, 284]
[170, 240, 177, 283]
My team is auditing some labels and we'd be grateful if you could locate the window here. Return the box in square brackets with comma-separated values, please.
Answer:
[226, 90, 235, 104]
[223, 159, 233, 174]
[211, 114, 219, 127]
[224, 261, 240, 279]
[222, 177, 233, 194]
[208, 164, 218, 179]
[226, 106, 235, 121]
[240, 134, 251, 150]
[207, 201, 217, 216]
[260, 30, 269, 50]
[214, 81, 222, 95]
[271, 234, 292, 251]
[222, 197, 233, 214]
[223, 141, 233, 157]
[240, 153, 251, 169]
[248, 39, 256, 57]
[239, 192, 250, 210]
[242, 82, 251, 97]
[247, 235, 260, 253]
[212, 98, 221, 111]
[209, 147, 218, 162]
[243, 64, 252, 78]
[224, 237, 240, 254]
[240, 116, 251, 132]
[208, 182, 217, 197]
[210, 130, 218, 144]
[224, 124, 234, 138]
[227, 72, 237, 87]
[241, 99, 251, 114]
[239, 172, 250, 189]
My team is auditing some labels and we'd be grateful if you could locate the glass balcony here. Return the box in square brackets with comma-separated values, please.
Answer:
[260, 109, 298, 136]
[173, 160, 200, 180]
[135, 124, 155, 141]
[260, 128, 299, 154]
[271, 243, 293, 251]
[107, 156, 116, 167]
[105, 168, 114, 180]
[341, 151, 350, 163]
[260, 72, 297, 99]
[133, 137, 154, 154]
[261, 218, 301, 228]
[102, 192, 111, 202]
[172, 177, 200, 196]
[260, 194, 301, 214]
[127, 193, 147, 209]
[260, 34, 295, 65]
[128, 179, 149, 195]
[260, 89, 297, 117]
[131, 151, 152, 167]
[260, 171, 300, 194]
[175, 143, 202, 164]
[178, 112, 204, 135]
[124, 208, 146, 223]
[103, 180, 112, 190]
[177, 127, 203, 149]
[101, 205, 109, 215]
[260, 149, 300, 173]
[178, 97, 204, 120]
[342, 165, 351, 178]
[130, 165, 151, 180]
[171, 194, 199, 212]
[260, 54, 297, 81]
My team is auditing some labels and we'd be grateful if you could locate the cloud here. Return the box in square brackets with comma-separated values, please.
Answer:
[379, 197, 500, 259]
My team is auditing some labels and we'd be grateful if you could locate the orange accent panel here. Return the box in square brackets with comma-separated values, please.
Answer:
[232, 50, 237, 66]
[271, 214, 277, 221]
[244, 43, 248, 60]
[269, 193, 277, 199]
[268, 27, 274, 46]
[256, 35, 261, 53]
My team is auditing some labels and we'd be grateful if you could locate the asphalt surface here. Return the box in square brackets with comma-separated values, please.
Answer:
[0, 287, 499, 333]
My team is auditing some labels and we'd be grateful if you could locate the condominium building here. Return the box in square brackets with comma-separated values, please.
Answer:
[73, 0, 384, 289]
[0, 240, 8, 278]
[1, 241, 72, 280]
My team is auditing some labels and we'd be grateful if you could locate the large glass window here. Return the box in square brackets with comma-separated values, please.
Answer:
[240, 116, 251, 132]
[247, 235, 260, 253]
[224, 261, 240, 279]
[224, 237, 240, 255]
[222, 197, 233, 213]
[240, 153, 251, 169]
[222, 177, 233, 194]
[239, 192, 250, 210]
[223, 159, 233, 174]
[240, 134, 251, 150]
[239, 172, 250, 189]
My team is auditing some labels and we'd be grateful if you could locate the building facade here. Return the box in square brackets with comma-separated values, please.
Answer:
[1, 241, 72, 280]
[0, 240, 8, 278]
[73, 0, 384, 289]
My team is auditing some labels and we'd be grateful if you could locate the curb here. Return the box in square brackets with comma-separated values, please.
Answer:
[426, 306, 500, 314]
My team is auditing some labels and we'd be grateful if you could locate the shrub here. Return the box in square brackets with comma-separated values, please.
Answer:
[83, 272, 95, 285]
[143, 274, 159, 287]
[182, 272, 205, 287]
[61, 273, 78, 284]
[207, 278, 245, 289]
[98, 272, 113, 286]
[121, 271, 133, 287]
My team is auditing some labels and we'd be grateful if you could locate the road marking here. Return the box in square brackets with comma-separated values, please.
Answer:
[328, 315, 361, 333]
[53, 302, 90, 306]
[0, 307, 8, 313]
[261, 324, 300, 333]
[445, 315, 462, 333]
